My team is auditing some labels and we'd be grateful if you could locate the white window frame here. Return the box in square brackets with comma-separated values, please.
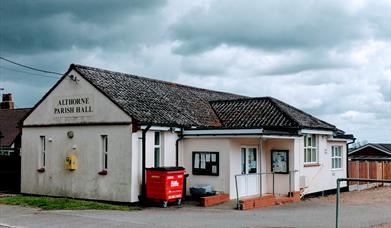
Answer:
[331, 145, 343, 170]
[40, 136, 46, 167]
[101, 135, 108, 170]
[304, 134, 318, 164]
[154, 131, 162, 167]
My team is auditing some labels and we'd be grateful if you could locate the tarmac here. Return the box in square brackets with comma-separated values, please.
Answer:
[0, 197, 390, 228]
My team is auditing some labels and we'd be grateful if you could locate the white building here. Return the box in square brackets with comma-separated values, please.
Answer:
[21, 64, 354, 202]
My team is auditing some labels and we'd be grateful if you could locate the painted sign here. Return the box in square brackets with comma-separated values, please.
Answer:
[52, 94, 94, 117]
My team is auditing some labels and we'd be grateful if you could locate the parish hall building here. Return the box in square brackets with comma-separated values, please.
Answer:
[21, 64, 354, 203]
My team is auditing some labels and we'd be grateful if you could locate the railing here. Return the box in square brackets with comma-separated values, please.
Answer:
[234, 170, 298, 209]
[335, 178, 391, 228]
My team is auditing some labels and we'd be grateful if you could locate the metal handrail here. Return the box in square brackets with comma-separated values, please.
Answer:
[235, 170, 298, 209]
[335, 178, 391, 228]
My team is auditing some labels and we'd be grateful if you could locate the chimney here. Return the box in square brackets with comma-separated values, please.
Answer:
[1, 93, 14, 109]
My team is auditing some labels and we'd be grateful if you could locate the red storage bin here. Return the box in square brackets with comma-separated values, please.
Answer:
[146, 167, 185, 207]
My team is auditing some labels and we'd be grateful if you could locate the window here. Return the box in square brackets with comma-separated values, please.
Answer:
[331, 146, 342, 169]
[154, 132, 161, 167]
[101, 135, 108, 170]
[40, 136, 46, 167]
[304, 134, 317, 163]
[192, 152, 219, 176]
[241, 147, 257, 174]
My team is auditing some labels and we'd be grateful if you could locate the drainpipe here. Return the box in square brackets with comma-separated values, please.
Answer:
[346, 137, 356, 190]
[141, 124, 152, 200]
[176, 128, 184, 167]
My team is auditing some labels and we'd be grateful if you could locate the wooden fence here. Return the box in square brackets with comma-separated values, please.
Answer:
[348, 161, 391, 185]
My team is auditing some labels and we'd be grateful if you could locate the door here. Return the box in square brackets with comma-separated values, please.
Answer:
[238, 147, 259, 197]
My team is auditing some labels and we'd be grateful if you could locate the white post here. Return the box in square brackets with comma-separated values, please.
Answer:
[293, 137, 301, 192]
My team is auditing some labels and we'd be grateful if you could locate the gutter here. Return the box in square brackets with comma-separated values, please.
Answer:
[182, 132, 301, 138]
[346, 137, 356, 189]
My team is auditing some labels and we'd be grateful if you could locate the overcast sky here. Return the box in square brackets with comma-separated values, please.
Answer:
[0, 0, 390, 142]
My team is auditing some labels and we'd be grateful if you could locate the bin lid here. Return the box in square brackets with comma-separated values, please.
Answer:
[146, 166, 185, 171]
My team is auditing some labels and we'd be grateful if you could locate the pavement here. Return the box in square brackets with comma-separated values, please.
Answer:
[1, 198, 390, 228]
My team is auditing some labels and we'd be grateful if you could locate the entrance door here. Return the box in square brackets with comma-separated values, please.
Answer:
[238, 147, 259, 197]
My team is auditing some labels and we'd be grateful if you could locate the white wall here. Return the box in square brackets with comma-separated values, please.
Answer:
[24, 70, 131, 126]
[21, 70, 136, 202]
[21, 125, 133, 202]
[182, 138, 231, 196]
[262, 138, 295, 195]
[130, 130, 178, 202]
[299, 136, 347, 194]
[228, 138, 261, 199]
[182, 135, 347, 199]
[183, 137, 298, 199]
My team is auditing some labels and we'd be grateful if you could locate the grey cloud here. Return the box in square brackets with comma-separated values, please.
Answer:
[0, 0, 167, 54]
[170, 0, 390, 55]
[260, 55, 349, 76]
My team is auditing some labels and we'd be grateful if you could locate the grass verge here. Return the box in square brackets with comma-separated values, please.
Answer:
[0, 195, 138, 211]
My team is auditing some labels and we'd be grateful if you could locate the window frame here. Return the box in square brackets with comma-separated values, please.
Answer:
[331, 145, 343, 170]
[40, 135, 46, 167]
[304, 134, 318, 164]
[192, 151, 219, 176]
[154, 131, 161, 168]
[101, 135, 108, 170]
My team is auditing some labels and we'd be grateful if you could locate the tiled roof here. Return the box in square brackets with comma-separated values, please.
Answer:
[349, 143, 391, 156]
[0, 108, 31, 146]
[71, 64, 338, 131]
[73, 64, 244, 127]
[210, 97, 336, 130]
[373, 144, 391, 153]
[270, 97, 336, 130]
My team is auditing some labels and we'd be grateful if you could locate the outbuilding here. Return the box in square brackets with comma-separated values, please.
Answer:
[348, 143, 391, 189]
[0, 93, 31, 193]
[21, 64, 354, 202]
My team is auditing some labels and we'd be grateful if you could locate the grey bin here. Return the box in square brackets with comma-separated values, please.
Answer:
[190, 184, 215, 197]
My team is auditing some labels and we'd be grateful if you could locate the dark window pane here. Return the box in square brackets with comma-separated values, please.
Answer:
[248, 148, 257, 173]
[104, 154, 108, 169]
[154, 148, 160, 167]
[154, 132, 160, 145]
[105, 136, 108, 152]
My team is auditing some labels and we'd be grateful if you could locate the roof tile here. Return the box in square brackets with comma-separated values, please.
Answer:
[72, 64, 338, 131]
[0, 108, 31, 146]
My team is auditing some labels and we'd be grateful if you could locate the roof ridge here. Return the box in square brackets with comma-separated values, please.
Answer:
[370, 143, 391, 153]
[267, 97, 301, 128]
[270, 97, 336, 130]
[209, 96, 272, 104]
[72, 64, 244, 99]
[349, 144, 391, 156]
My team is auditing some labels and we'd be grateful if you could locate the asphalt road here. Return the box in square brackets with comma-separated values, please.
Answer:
[1, 199, 390, 228]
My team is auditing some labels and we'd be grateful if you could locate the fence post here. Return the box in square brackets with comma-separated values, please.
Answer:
[366, 161, 370, 188]
[336, 179, 340, 228]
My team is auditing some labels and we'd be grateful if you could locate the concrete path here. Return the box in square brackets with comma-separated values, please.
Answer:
[1, 199, 390, 228]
